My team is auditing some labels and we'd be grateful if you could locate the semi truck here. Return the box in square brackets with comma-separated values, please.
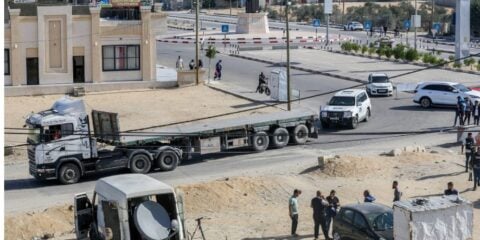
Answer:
[27, 97, 319, 184]
[75, 174, 186, 240]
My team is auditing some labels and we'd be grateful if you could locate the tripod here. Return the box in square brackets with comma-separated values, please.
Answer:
[189, 217, 208, 240]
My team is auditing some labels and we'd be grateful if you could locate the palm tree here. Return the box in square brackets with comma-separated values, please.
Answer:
[205, 45, 217, 82]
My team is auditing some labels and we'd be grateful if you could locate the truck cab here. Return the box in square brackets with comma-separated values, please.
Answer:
[75, 174, 186, 240]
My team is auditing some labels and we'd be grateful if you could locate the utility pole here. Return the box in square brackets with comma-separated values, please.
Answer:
[195, 0, 200, 85]
[285, 0, 291, 111]
[342, 0, 345, 25]
[414, 0, 417, 50]
[230, 0, 232, 16]
[326, 14, 330, 44]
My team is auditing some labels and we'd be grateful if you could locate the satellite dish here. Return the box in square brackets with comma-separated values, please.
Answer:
[134, 201, 172, 240]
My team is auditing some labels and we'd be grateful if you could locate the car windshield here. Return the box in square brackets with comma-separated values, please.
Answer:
[27, 127, 41, 144]
[372, 76, 389, 83]
[329, 96, 355, 106]
[454, 84, 471, 92]
[367, 212, 393, 231]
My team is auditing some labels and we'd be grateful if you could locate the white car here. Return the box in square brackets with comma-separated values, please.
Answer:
[413, 81, 480, 108]
[344, 21, 364, 31]
[366, 73, 394, 96]
[320, 89, 372, 129]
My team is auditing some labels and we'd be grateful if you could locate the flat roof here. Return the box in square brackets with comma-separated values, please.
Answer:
[95, 174, 174, 200]
[334, 89, 364, 97]
[393, 196, 472, 213]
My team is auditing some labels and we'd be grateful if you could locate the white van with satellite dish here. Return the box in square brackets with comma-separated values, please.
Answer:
[74, 174, 186, 240]
[320, 89, 372, 129]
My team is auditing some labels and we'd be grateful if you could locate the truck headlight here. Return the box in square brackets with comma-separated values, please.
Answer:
[343, 111, 352, 118]
[321, 111, 327, 117]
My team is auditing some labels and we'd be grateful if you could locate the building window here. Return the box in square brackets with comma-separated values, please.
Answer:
[102, 45, 140, 71]
[4, 49, 10, 76]
[100, 8, 140, 20]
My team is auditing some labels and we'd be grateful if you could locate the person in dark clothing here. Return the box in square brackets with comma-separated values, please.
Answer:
[394, 27, 399, 37]
[383, 25, 388, 36]
[473, 101, 480, 125]
[444, 182, 459, 195]
[256, 72, 267, 93]
[189, 59, 195, 70]
[370, 26, 374, 37]
[471, 152, 480, 190]
[326, 190, 340, 237]
[197, 59, 203, 69]
[464, 98, 473, 125]
[363, 190, 376, 202]
[214, 60, 223, 80]
[311, 191, 329, 240]
[454, 96, 466, 126]
[392, 180, 402, 202]
[462, 132, 476, 172]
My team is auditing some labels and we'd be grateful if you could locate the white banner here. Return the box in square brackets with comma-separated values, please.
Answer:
[324, 0, 333, 14]
[410, 15, 421, 28]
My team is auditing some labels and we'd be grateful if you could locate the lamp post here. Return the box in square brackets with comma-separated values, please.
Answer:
[195, 0, 200, 85]
[414, 0, 417, 50]
[285, 0, 291, 111]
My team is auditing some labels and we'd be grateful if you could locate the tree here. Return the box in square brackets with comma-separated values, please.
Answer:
[205, 45, 216, 82]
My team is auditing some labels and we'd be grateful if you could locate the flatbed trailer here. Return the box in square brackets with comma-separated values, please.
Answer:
[27, 97, 319, 184]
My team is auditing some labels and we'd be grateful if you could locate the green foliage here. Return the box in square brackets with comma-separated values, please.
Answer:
[405, 48, 419, 61]
[453, 62, 463, 68]
[267, 8, 279, 20]
[448, 55, 455, 61]
[385, 47, 393, 59]
[477, 63, 480, 71]
[361, 45, 368, 54]
[376, 47, 386, 57]
[205, 45, 216, 59]
[393, 44, 406, 60]
[422, 53, 438, 64]
[464, 58, 476, 68]
[368, 47, 375, 56]
[294, 5, 324, 22]
[352, 43, 360, 53]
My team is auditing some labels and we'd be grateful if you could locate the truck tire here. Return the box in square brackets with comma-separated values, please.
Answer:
[130, 153, 152, 174]
[292, 124, 308, 145]
[349, 116, 358, 129]
[251, 131, 270, 152]
[58, 163, 81, 184]
[270, 128, 289, 148]
[157, 150, 179, 171]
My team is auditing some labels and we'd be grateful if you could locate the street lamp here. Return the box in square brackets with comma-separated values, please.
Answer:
[285, 0, 291, 111]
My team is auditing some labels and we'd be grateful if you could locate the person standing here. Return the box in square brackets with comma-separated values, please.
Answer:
[471, 151, 480, 190]
[473, 101, 480, 125]
[311, 191, 329, 240]
[289, 189, 302, 236]
[326, 190, 340, 237]
[383, 25, 388, 36]
[444, 182, 459, 195]
[462, 132, 476, 172]
[464, 98, 473, 125]
[392, 181, 402, 202]
[363, 190, 376, 202]
[176, 56, 184, 70]
[214, 60, 223, 80]
[198, 59, 203, 69]
[189, 59, 195, 70]
[454, 101, 462, 127]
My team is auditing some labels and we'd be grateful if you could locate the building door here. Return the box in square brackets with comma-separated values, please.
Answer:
[26, 58, 39, 85]
[73, 56, 85, 83]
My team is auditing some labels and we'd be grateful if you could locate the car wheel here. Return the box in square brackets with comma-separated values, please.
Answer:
[270, 127, 290, 148]
[420, 97, 432, 108]
[291, 124, 309, 144]
[333, 231, 342, 240]
[364, 108, 371, 122]
[251, 131, 270, 152]
[58, 163, 81, 184]
[349, 116, 358, 129]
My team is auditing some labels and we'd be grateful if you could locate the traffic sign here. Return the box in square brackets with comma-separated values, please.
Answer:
[403, 20, 411, 30]
[364, 20, 372, 30]
[221, 25, 229, 33]
[313, 19, 321, 27]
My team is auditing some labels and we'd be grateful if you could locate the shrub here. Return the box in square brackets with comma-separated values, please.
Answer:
[448, 55, 455, 61]
[361, 45, 368, 54]
[464, 58, 476, 70]
[368, 47, 375, 56]
[453, 62, 463, 68]
[351, 43, 360, 53]
[385, 47, 393, 59]
[477, 63, 480, 71]
[393, 44, 406, 60]
[422, 53, 438, 64]
[376, 47, 386, 58]
[341, 42, 353, 52]
[405, 48, 419, 61]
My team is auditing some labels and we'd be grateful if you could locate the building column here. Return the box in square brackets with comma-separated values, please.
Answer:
[141, 7, 155, 81]
[9, 9, 23, 86]
[90, 7, 101, 83]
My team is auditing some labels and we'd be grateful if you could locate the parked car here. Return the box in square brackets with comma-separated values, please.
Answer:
[374, 36, 395, 48]
[366, 73, 394, 96]
[413, 81, 480, 108]
[333, 203, 393, 240]
[344, 21, 364, 31]
[320, 89, 372, 129]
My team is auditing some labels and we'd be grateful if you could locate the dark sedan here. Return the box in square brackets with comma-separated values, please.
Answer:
[333, 203, 393, 240]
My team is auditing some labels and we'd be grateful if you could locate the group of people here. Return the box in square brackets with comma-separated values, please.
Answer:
[461, 132, 480, 190]
[454, 96, 480, 126]
[175, 56, 223, 80]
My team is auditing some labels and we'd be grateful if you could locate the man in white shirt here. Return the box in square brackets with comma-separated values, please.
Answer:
[289, 189, 302, 236]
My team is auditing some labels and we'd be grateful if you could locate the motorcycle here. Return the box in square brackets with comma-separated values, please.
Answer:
[257, 80, 271, 96]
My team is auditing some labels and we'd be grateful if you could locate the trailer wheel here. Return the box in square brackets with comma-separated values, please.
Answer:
[130, 154, 152, 174]
[270, 128, 289, 148]
[58, 163, 81, 184]
[157, 150, 179, 171]
[251, 131, 270, 152]
[292, 124, 308, 145]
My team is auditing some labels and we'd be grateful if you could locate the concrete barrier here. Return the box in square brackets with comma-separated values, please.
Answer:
[177, 69, 207, 87]
[272, 45, 299, 50]
[239, 46, 264, 51]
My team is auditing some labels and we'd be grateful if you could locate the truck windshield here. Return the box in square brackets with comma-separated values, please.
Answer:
[329, 96, 355, 106]
[27, 128, 41, 144]
[372, 76, 389, 83]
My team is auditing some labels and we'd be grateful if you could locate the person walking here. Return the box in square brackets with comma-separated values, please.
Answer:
[256, 72, 267, 93]
[197, 59, 204, 69]
[370, 26, 374, 37]
[464, 98, 473, 125]
[462, 132, 476, 172]
[454, 96, 466, 126]
[189, 59, 195, 70]
[289, 189, 302, 236]
[326, 190, 340, 237]
[383, 25, 388, 36]
[444, 182, 459, 195]
[471, 152, 480, 190]
[214, 60, 223, 80]
[363, 190, 376, 203]
[473, 101, 480, 125]
[311, 191, 329, 240]
[176, 56, 184, 70]
[392, 180, 402, 202]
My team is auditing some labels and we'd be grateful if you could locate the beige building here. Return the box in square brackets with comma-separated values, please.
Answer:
[4, 0, 167, 86]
